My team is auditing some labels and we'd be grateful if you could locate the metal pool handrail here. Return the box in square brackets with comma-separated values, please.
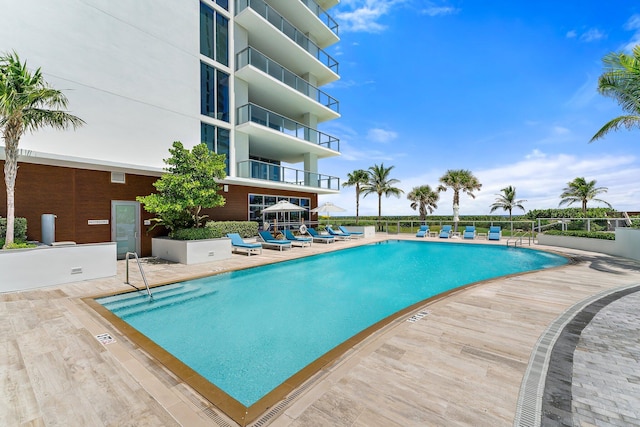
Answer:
[125, 252, 152, 297]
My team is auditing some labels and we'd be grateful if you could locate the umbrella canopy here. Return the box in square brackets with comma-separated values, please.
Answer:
[261, 200, 306, 233]
[310, 202, 346, 214]
[261, 200, 306, 213]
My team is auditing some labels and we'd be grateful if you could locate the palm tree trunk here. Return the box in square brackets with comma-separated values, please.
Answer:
[3, 142, 18, 247]
[355, 188, 360, 225]
[378, 193, 382, 230]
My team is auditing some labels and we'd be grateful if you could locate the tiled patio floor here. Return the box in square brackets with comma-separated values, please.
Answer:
[2, 234, 639, 426]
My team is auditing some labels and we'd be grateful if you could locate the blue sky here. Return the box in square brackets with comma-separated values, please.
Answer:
[317, 0, 640, 217]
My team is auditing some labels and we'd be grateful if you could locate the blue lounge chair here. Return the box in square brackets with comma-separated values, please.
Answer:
[463, 226, 476, 239]
[339, 226, 364, 238]
[227, 233, 262, 256]
[258, 230, 292, 251]
[326, 226, 351, 240]
[283, 229, 312, 247]
[439, 225, 452, 238]
[307, 228, 335, 243]
[416, 225, 429, 237]
[488, 226, 502, 241]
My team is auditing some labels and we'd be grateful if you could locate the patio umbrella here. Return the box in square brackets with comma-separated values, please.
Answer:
[261, 200, 306, 233]
[310, 202, 346, 226]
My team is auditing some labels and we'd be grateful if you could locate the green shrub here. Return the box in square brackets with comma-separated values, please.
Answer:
[543, 230, 615, 240]
[2, 241, 37, 249]
[170, 227, 218, 240]
[206, 221, 259, 238]
[0, 216, 28, 241]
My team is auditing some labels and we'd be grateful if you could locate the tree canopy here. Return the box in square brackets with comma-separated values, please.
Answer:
[407, 185, 439, 221]
[342, 169, 369, 224]
[591, 45, 640, 142]
[0, 51, 83, 247]
[489, 185, 527, 221]
[558, 177, 612, 216]
[361, 163, 403, 222]
[137, 142, 227, 233]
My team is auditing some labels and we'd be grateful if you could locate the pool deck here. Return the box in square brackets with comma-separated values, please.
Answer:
[2, 234, 640, 426]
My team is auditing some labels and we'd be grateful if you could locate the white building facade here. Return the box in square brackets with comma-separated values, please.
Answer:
[0, 0, 341, 256]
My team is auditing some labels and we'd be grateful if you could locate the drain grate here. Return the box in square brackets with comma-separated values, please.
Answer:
[513, 283, 640, 427]
[249, 370, 326, 427]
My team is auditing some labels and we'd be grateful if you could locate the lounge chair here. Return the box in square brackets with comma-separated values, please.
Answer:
[227, 233, 262, 256]
[416, 225, 429, 238]
[258, 230, 292, 251]
[283, 229, 312, 247]
[463, 226, 476, 239]
[488, 226, 502, 241]
[326, 226, 351, 240]
[307, 228, 336, 244]
[339, 225, 364, 238]
[439, 225, 452, 238]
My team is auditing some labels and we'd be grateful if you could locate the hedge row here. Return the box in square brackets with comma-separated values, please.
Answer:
[543, 230, 616, 240]
[170, 221, 259, 240]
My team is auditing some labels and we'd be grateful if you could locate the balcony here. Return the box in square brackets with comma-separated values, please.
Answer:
[267, 0, 339, 47]
[236, 0, 339, 85]
[237, 103, 339, 162]
[236, 47, 339, 122]
[237, 159, 340, 191]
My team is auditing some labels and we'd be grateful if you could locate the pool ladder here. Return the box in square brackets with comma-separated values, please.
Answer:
[507, 231, 533, 247]
[124, 252, 152, 297]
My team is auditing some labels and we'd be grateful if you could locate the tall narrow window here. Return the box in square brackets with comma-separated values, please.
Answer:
[201, 122, 230, 175]
[216, 69, 229, 122]
[200, 3, 229, 66]
[215, 13, 228, 66]
[200, 62, 216, 118]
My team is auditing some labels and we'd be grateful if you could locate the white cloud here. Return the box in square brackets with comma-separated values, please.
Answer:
[421, 6, 459, 17]
[566, 28, 606, 43]
[623, 14, 640, 51]
[580, 28, 606, 42]
[367, 128, 398, 143]
[320, 151, 639, 217]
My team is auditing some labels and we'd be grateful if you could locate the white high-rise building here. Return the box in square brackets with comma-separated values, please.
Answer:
[0, 0, 341, 257]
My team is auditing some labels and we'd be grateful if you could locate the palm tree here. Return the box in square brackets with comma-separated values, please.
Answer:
[590, 45, 640, 142]
[407, 185, 439, 221]
[0, 52, 83, 247]
[489, 186, 527, 221]
[361, 163, 404, 225]
[559, 177, 612, 216]
[437, 169, 482, 231]
[342, 169, 369, 224]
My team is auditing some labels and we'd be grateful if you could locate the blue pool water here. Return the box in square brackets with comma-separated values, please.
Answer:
[98, 240, 566, 406]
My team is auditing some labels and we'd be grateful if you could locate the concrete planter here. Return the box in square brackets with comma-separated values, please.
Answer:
[615, 228, 640, 261]
[0, 242, 117, 293]
[152, 236, 232, 264]
[538, 228, 640, 261]
[341, 225, 376, 238]
[537, 233, 617, 255]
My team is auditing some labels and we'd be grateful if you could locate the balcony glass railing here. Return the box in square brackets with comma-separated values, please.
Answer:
[236, 48, 339, 114]
[237, 159, 340, 190]
[236, 0, 339, 74]
[299, 0, 339, 36]
[237, 103, 340, 151]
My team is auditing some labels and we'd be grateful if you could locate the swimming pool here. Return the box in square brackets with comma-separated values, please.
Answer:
[96, 240, 565, 418]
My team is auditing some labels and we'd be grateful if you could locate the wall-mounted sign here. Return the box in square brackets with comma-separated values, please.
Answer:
[88, 219, 109, 225]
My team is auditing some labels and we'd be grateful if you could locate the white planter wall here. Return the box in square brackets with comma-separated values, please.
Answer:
[615, 228, 640, 261]
[152, 237, 232, 264]
[537, 228, 640, 261]
[341, 226, 375, 238]
[0, 243, 117, 293]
